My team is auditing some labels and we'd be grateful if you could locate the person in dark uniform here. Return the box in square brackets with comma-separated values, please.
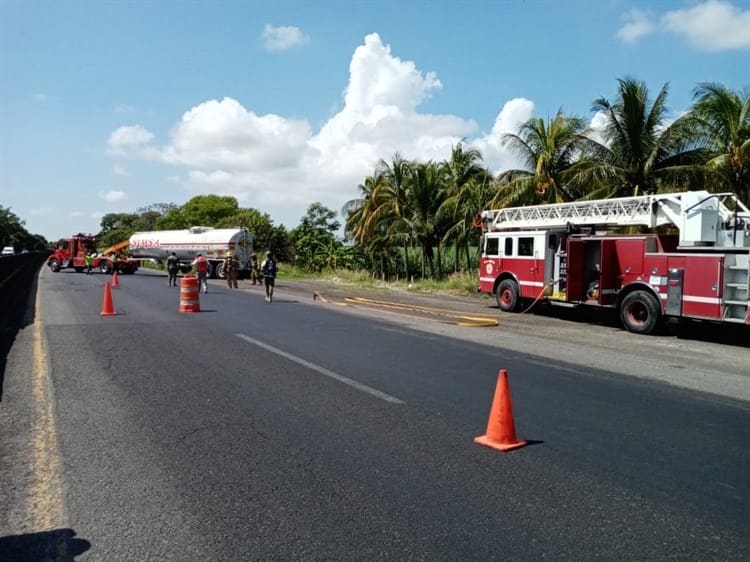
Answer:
[167, 252, 180, 286]
[260, 251, 277, 302]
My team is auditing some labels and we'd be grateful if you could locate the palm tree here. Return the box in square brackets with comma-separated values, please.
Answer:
[568, 77, 700, 199]
[370, 154, 416, 279]
[689, 82, 750, 204]
[343, 173, 384, 274]
[491, 110, 588, 208]
[343, 172, 383, 245]
[438, 142, 488, 272]
[405, 161, 447, 278]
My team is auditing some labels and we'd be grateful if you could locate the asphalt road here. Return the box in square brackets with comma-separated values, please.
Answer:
[1, 268, 748, 560]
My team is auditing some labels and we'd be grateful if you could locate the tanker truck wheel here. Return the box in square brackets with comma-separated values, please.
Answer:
[99, 261, 112, 274]
[213, 262, 226, 279]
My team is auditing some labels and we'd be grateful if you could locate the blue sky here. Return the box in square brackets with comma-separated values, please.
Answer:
[1, 0, 748, 242]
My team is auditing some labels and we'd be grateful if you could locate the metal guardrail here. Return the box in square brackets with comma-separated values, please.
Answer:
[0, 252, 48, 328]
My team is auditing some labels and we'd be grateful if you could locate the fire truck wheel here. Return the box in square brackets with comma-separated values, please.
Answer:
[48, 259, 61, 272]
[620, 290, 661, 334]
[99, 261, 111, 274]
[496, 279, 520, 312]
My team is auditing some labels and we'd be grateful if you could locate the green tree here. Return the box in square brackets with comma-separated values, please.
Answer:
[568, 78, 700, 198]
[181, 195, 240, 225]
[0, 206, 47, 251]
[97, 212, 139, 249]
[492, 110, 588, 207]
[155, 195, 239, 230]
[689, 82, 750, 204]
[0, 206, 26, 249]
[217, 207, 281, 257]
[405, 161, 447, 278]
[290, 203, 343, 271]
[155, 207, 188, 230]
[438, 141, 491, 272]
[135, 203, 177, 231]
[371, 154, 415, 278]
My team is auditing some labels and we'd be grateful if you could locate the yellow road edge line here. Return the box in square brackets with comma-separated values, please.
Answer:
[29, 286, 65, 529]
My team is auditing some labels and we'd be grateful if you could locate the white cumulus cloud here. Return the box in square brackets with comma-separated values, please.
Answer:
[262, 24, 310, 51]
[159, 97, 312, 170]
[107, 125, 154, 154]
[616, 9, 656, 43]
[106, 33, 539, 228]
[473, 98, 535, 171]
[616, 1, 750, 51]
[663, 0, 750, 52]
[101, 190, 127, 203]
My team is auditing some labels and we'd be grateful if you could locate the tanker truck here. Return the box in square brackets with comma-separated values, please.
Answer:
[127, 226, 253, 278]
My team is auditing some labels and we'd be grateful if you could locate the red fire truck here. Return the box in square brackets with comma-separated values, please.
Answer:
[477, 191, 750, 334]
[47, 233, 138, 274]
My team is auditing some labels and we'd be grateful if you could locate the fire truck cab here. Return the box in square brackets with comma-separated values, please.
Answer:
[478, 191, 750, 334]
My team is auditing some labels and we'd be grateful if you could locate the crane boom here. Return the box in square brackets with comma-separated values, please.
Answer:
[99, 239, 131, 256]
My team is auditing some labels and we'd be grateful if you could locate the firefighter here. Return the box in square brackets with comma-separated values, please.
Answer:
[261, 251, 277, 302]
[84, 252, 94, 275]
[249, 252, 260, 285]
[191, 253, 209, 294]
[166, 251, 179, 287]
[224, 251, 239, 289]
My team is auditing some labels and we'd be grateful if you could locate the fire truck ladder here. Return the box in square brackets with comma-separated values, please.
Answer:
[481, 190, 750, 234]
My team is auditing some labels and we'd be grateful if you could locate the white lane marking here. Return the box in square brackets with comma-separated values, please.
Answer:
[236, 333, 404, 404]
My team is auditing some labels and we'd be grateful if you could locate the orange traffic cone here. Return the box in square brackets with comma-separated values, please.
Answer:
[111, 270, 120, 288]
[474, 369, 527, 452]
[101, 280, 117, 316]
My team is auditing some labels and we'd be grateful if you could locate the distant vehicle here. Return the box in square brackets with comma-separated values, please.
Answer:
[1, 246, 14, 256]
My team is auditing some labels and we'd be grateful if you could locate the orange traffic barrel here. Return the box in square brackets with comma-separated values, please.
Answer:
[179, 275, 201, 313]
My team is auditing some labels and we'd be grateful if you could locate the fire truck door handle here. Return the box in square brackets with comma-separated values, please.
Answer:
[529, 267, 535, 273]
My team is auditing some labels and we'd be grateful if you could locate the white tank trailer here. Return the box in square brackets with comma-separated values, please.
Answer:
[128, 227, 253, 278]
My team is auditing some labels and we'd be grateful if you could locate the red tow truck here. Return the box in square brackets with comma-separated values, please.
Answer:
[47, 233, 138, 275]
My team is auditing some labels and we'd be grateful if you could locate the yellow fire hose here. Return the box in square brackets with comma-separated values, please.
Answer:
[313, 292, 499, 328]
